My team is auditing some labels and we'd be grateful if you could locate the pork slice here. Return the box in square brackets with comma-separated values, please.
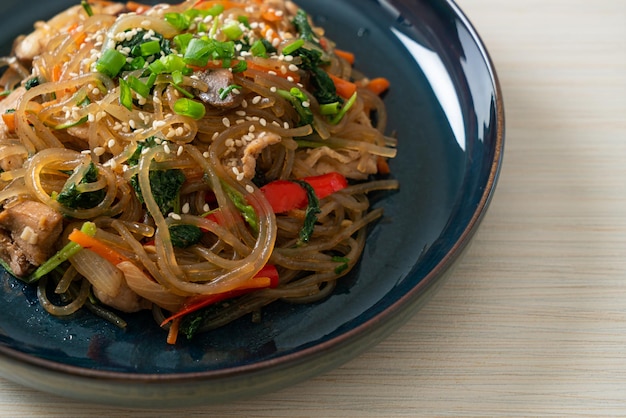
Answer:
[195, 69, 242, 108]
[0, 200, 64, 276]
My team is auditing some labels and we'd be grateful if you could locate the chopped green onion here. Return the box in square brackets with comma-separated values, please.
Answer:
[173, 33, 194, 55]
[138, 40, 162, 57]
[319, 102, 341, 115]
[282, 39, 305, 55]
[119, 78, 133, 110]
[231, 60, 247, 73]
[148, 59, 167, 75]
[222, 22, 243, 40]
[81, 0, 94, 17]
[184, 38, 213, 67]
[164, 12, 190, 31]
[95, 49, 127, 78]
[171, 83, 195, 99]
[330, 92, 357, 124]
[126, 75, 151, 98]
[162, 54, 188, 73]
[54, 115, 89, 130]
[250, 40, 267, 57]
[218, 84, 241, 100]
[0, 91, 11, 98]
[173, 98, 206, 119]
[238, 16, 251, 28]
[171, 70, 184, 85]
[221, 181, 259, 233]
[146, 72, 158, 89]
[204, 4, 225, 17]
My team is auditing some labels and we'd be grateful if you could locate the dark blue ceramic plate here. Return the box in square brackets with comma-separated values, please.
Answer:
[0, 0, 503, 407]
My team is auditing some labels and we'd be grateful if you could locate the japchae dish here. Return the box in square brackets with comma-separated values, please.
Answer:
[0, 0, 397, 343]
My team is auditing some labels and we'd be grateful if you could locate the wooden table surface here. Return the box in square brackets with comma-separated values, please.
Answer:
[1, 0, 625, 416]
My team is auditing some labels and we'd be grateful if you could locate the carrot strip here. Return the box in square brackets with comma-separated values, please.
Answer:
[68, 229, 130, 266]
[328, 73, 357, 99]
[166, 318, 180, 345]
[261, 7, 283, 22]
[194, 0, 242, 10]
[334, 49, 355, 65]
[160, 265, 279, 326]
[377, 156, 391, 175]
[2, 113, 15, 133]
[366, 77, 391, 95]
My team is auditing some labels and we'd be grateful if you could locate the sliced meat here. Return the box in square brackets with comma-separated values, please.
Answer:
[241, 131, 281, 179]
[0, 200, 63, 276]
[195, 69, 242, 108]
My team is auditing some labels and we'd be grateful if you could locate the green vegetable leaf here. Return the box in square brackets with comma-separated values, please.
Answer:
[131, 169, 186, 215]
[221, 181, 258, 233]
[292, 10, 319, 45]
[277, 87, 313, 126]
[293, 180, 321, 244]
[169, 224, 204, 248]
[56, 162, 106, 210]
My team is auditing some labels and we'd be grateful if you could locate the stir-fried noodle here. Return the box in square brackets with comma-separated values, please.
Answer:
[0, 0, 398, 343]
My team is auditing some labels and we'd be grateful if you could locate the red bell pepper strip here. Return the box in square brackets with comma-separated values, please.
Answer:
[260, 172, 348, 214]
[160, 264, 279, 326]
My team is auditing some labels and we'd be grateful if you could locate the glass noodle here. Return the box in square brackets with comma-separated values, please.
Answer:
[0, 0, 398, 343]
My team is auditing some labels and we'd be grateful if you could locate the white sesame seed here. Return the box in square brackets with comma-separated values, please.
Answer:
[182, 203, 190, 214]
[260, 118, 267, 126]
[225, 138, 235, 147]
[284, 55, 294, 62]
[268, 71, 277, 76]
[177, 146, 183, 156]
[302, 101, 310, 108]
[203, 152, 210, 158]
[288, 64, 299, 72]
[203, 203, 210, 212]
[245, 185, 254, 193]
[222, 117, 231, 127]
[232, 166, 240, 175]
[108, 139, 116, 148]
[236, 110, 246, 117]
[129, 119, 137, 129]
[163, 144, 171, 154]
[249, 125, 256, 133]
[94, 147, 106, 156]
[169, 213, 182, 220]
[252, 96, 262, 105]
[284, 122, 290, 129]
[287, 76, 295, 83]
[270, 87, 277, 93]
[81, 150, 92, 155]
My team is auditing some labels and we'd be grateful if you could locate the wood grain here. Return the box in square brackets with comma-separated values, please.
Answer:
[0, 0, 625, 416]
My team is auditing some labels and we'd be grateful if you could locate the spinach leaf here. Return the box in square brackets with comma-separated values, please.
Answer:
[131, 169, 186, 215]
[169, 224, 203, 248]
[291, 47, 340, 105]
[292, 9, 318, 45]
[56, 162, 106, 210]
[293, 179, 321, 244]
